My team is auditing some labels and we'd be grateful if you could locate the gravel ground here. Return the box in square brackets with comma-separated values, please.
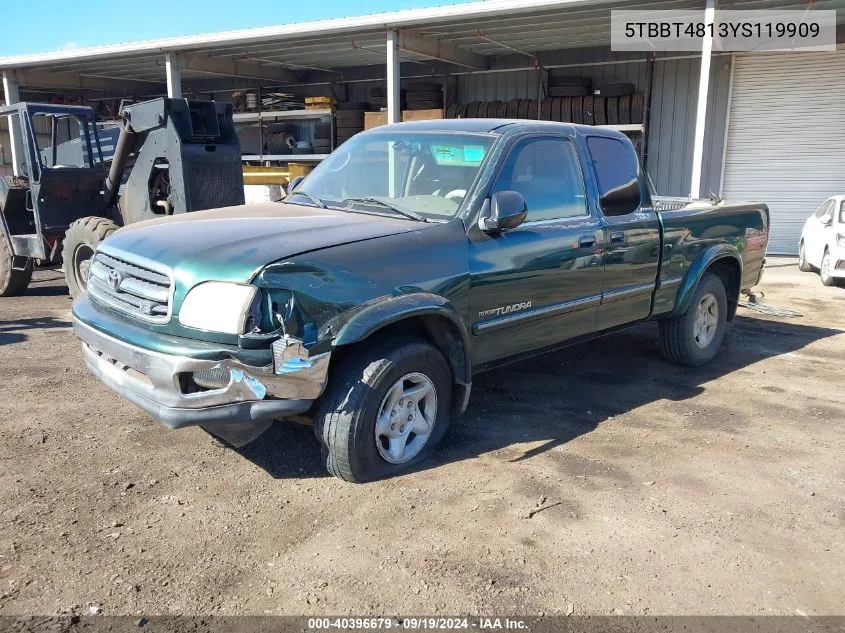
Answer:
[0, 258, 842, 617]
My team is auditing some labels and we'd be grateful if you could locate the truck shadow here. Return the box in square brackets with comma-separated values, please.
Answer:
[0, 316, 73, 346]
[235, 313, 841, 480]
[424, 314, 841, 473]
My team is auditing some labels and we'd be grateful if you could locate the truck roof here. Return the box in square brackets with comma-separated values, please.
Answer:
[372, 118, 629, 140]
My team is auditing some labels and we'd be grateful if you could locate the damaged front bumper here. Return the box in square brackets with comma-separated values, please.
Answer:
[72, 296, 330, 443]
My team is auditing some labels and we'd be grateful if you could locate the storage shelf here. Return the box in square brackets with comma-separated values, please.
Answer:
[242, 154, 329, 162]
[233, 109, 332, 123]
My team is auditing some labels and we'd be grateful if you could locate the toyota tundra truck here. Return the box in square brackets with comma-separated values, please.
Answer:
[71, 119, 769, 482]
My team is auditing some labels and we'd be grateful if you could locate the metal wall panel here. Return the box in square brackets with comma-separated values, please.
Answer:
[722, 50, 845, 255]
[647, 55, 732, 198]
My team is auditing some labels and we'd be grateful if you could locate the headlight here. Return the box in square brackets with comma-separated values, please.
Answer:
[178, 282, 257, 335]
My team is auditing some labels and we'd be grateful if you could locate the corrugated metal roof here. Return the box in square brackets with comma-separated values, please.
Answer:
[1, 0, 843, 88]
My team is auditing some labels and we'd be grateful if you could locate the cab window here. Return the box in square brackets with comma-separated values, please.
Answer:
[839, 201, 845, 224]
[491, 137, 587, 222]
[587, 136, 641, 216]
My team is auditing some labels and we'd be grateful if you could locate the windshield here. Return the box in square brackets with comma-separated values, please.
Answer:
[30, 112, 100, 169]
[290, 131, 495, 222]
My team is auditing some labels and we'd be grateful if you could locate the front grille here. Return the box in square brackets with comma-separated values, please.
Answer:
[87, 250, 173, 323]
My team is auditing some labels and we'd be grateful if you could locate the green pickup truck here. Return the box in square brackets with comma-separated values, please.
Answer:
[72, 119, 769, 482]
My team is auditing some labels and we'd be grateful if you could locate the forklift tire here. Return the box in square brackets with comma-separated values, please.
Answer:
[0, 238, 33, 297]
[62, 217, 119, 299]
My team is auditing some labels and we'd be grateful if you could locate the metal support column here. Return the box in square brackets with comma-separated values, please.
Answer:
[165, 53, 183, 99]
[689, 0, 715, 198]
[2, 71, 23, 177]
[386, 30, 401, 125]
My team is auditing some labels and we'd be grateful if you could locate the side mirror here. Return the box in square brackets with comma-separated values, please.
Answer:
[479, 190, 528, 234]
[600, 179, 641, 217]
[288, 175, 305, 192]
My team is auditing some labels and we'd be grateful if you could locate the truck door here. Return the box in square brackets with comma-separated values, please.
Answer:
[468, 135, 604, 367]
[585, 136, 660, 330]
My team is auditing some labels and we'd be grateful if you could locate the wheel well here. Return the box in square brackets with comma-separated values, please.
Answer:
[706, 257, 741, 321]
[329, 315, 471, 411]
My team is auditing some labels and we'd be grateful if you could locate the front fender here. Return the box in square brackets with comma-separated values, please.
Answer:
[333, 292, 472, 384]
[672, 244, 743, 317]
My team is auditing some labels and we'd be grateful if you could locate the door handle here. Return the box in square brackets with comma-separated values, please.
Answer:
[610, 231, 625, 244]
[578, 235, 596, 248]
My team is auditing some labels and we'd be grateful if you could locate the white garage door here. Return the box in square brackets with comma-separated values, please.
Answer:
[722, 50, 845, 255]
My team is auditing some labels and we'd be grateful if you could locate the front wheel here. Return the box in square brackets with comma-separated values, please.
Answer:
[658, 272, 728, 367]
[798, 241, 813, 272]
[314, 338, 453, 483]
[61, 217, 119, 298]
[820, 250, 841, 287]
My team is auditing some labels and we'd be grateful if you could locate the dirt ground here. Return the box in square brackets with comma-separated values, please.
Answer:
[0, 258, 842, 617]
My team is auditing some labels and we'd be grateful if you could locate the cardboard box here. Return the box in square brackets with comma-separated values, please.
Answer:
[364, 109, 445, 130]
[364, 111, 388, 130]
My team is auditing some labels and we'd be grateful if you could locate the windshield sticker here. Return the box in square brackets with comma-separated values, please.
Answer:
[463, 146, 486, 164]
[430, 145, 486, 166]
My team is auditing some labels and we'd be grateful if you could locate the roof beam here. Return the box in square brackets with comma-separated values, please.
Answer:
[12, 69, 165, 94]
[394, 28, 488, 69]
[181, 53, 300, 84]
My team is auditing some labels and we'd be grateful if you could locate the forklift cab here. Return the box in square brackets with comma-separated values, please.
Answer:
[1, 103, 109, 261]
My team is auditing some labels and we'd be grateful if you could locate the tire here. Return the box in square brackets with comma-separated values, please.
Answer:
[407, 81, 441, 92]
[314, 338, 453, 483]
[570, 97, 583, 124]
[582, 95, 595, 125]
[405, 90, 441, 102]
[618, 95, 632, 124]
[798, 241, 813, 272]
[62, 216, 118, 299]
[607, 96, 620, 125]
[820, 249, 840, 287]
[0, 237, 33, 297]
[593, 96, 607, 125]
[658, 272, 728, 367]
[336, 102, 368, 111]
[593, 83, 635, 97]
[631, 92, 645, 124]
[547, 85, 589, 97]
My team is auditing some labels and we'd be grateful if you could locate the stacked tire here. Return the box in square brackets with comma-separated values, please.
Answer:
[335, 102, 368, 145]
[405, 82, 442, 110]
[444, 91, 644, 125]
[547, 76, 591, 97]
[590, 83, 637, 127]
[369, 86, 406, 110]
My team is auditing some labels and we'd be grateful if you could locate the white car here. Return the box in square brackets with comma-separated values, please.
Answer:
[799, 195, 845, 287]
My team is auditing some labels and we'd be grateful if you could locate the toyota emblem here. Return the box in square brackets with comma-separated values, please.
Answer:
[107, 269, 122, 291]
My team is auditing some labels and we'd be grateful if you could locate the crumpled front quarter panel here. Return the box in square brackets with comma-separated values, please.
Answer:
[253, 221, 471, 354]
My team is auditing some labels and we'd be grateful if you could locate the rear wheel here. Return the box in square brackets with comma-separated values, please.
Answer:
[62, 217, 118, 298]
[314, 338, 452, 483]
[658, 272, 728, 367]
[0, 237, 33, 297]
[798, 241, 813, 272]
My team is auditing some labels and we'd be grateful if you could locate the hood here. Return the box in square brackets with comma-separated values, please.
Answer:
[104, 202, 429, 286]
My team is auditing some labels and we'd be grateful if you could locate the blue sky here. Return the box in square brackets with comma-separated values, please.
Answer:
[0, 0, 482, 56]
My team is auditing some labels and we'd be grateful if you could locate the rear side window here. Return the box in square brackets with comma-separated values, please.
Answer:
[840, 201, 845, 224]
[492, 137, 587, 222]
[587, 136, 641, 216]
